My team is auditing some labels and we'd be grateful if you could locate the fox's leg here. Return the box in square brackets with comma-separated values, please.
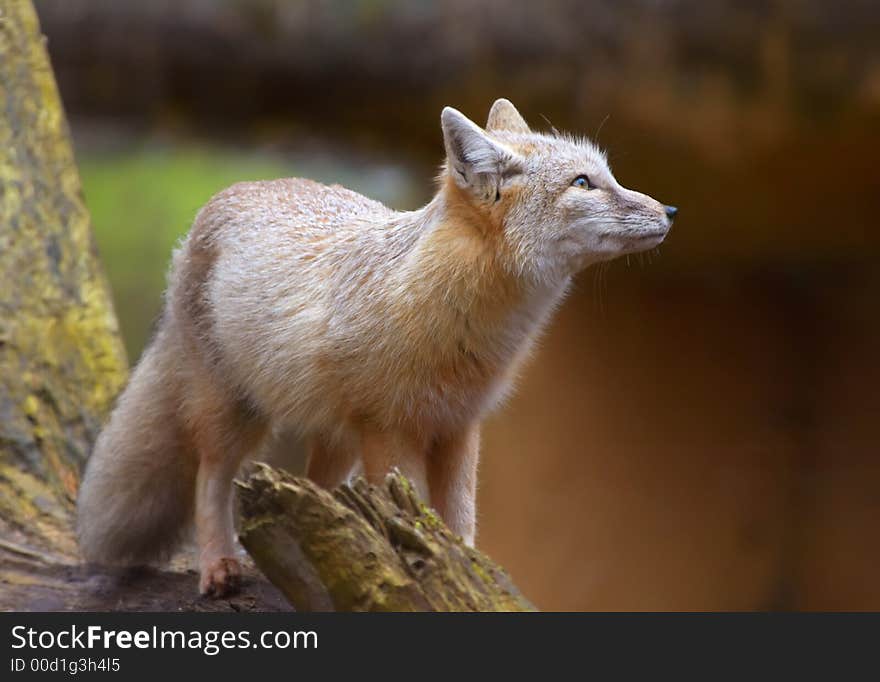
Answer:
[360, 427, 429, 502]
[188, 387, 268, 597]
[428, 424, 480, 546]
[305, 433, 358, 489]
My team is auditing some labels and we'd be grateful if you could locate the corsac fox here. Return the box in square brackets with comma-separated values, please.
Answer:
[77, 99, 676, 596]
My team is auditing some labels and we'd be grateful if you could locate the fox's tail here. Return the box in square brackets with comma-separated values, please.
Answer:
[77, 328, 197, 565]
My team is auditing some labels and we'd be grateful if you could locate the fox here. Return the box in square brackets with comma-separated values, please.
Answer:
[77, 98, 676, 597]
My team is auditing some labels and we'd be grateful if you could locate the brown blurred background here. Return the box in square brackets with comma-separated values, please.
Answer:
[35, 0, 880, 610]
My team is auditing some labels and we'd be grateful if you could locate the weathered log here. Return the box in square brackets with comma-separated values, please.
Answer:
[237, 464, 535, 612]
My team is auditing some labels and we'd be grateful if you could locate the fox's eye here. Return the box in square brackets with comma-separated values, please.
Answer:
[571, 175, 595, 189]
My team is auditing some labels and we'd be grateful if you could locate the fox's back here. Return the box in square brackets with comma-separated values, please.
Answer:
[173, 176, 397, 302]
[205, 177, 393, 237]
[168, 177, 411, 424]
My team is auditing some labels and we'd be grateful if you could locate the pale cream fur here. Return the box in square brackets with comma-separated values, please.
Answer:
[77, 99, 674, 596]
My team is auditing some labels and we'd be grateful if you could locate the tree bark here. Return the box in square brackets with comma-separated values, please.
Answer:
[238, 465, 535, 612]
[0, 0, 128, 559]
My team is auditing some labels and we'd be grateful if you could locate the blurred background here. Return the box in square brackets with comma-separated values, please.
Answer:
[35, 0, 880, 610]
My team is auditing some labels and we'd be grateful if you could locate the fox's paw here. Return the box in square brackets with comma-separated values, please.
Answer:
[199, 556, 242, 598]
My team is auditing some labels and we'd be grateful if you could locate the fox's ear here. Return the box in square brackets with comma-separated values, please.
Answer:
[441, 106, 521, 201]
[486, 98, 530, 134]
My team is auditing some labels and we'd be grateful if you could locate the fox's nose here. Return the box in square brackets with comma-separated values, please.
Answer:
[664, 205, 678, 221]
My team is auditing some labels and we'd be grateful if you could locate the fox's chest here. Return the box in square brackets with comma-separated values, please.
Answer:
[338, 276, 568, 433]
[422, 342, 504, 401]
[364, 318, 530, 432]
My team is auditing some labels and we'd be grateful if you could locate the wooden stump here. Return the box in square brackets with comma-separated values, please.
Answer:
[238, 464, 535, 612]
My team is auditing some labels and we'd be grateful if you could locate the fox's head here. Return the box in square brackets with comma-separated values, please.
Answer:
[440, 98, 676, 282]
